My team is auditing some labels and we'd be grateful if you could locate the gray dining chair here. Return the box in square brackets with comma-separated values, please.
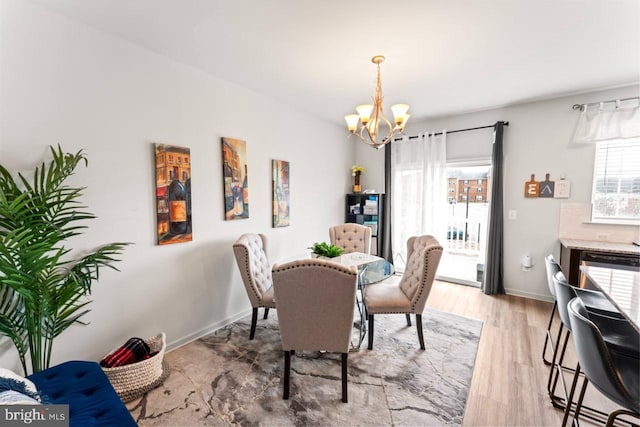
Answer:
[329, 223, 372, 254]
[272, 259, 357, 403]
[363, 235, 442, 350]
[232, 233, 276, 340]
[565, 298, 639, 427]
[542, 254, 562, 365]
[548, 270, 630, 415]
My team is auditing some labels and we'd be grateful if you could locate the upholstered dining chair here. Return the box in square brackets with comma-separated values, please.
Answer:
[271, 259, 358, 403]
[364, 235, 443, 350]
[329, 223, 372, 254]
[232, 233, 276, 340]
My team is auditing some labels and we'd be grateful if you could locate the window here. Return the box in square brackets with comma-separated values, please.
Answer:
[477, 187, 482, 192]
[476, 195, 483, 201]
[591, 138, 640, 222]
[477, 179, 482, 184]
[449, 188, 454, 193]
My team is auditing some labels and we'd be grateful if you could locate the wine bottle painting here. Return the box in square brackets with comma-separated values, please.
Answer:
[154, 143, 193, 245]
[222, 137, 249, 220]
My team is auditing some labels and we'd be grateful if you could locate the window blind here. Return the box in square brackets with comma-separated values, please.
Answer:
[591, 138, 640, 221]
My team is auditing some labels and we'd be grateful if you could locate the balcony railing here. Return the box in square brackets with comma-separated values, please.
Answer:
[446, 220, 483, 256]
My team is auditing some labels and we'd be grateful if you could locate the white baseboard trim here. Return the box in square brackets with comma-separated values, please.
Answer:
[165, 309, 252, 353]
[504, 287, 554, 303]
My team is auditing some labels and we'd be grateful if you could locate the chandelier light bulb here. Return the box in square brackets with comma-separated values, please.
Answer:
[356, 104, 374, 125]
[344, 114, 359, 132]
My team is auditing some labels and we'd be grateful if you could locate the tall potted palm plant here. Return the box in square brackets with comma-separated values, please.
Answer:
[0, 146, 129, 374]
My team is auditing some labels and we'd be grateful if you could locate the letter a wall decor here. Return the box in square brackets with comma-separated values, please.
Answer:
[523, 172, 570, 199]
[154, 143, 192, 245]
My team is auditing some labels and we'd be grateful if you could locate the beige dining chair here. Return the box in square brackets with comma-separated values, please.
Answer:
[232, 233, 276, 340]
[329, 223, 372, 254]
[272, 259, 358, 403]
[363, 235, 443, 350]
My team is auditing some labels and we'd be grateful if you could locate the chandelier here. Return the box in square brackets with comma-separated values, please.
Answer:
[344, 55, 410, 149]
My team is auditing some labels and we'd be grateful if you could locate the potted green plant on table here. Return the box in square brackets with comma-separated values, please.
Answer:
[0, 146, 129, 375]
[308, 242, 344, 259]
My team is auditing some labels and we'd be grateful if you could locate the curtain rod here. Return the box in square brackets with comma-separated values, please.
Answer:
[392, 121, 509, 141]
[572, 96, 639, 111]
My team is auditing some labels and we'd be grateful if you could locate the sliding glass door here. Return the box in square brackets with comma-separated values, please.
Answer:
[437, 161, 491, 286]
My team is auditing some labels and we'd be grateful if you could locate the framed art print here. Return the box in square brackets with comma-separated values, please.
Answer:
[272, 159, 290, 227]
[154, 143, 192, 245]
[222, 137, 249, 220]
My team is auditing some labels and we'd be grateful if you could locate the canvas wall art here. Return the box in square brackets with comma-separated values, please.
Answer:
[272, 159, 290, 227]
[154, 143, 192, 245]
[222, 137, 249, 220]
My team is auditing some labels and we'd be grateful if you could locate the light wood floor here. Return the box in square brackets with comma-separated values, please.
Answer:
[427, 280, 622, 427]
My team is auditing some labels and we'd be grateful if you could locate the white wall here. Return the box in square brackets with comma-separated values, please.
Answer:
[356, 84, 639, 301]
[0, 0, 353, 371]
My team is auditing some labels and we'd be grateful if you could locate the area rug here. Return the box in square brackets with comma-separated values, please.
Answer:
[127, 308, 483, 426]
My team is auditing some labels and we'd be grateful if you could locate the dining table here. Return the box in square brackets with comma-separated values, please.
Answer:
[328, 252, 395, 349]
[580, 264, 640, 332]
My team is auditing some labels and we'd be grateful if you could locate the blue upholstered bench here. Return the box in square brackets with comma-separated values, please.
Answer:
[28, 361, 136, 427]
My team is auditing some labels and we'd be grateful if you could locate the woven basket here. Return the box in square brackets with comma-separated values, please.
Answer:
[101, 332, 167, 403]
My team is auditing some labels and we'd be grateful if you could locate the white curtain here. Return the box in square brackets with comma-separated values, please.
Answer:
[572, 98, 640, 144]
[390, 131, 447, 270]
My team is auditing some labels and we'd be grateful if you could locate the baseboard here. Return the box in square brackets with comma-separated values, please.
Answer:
[165, 309, 251, 353]
[504, 287, 554, 303]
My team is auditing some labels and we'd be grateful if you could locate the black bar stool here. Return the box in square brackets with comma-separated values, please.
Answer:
[542, 255, 561, 365]
[565, 298, 639, 427]
[543, 256, 624, 369]
[547, 272, 624, 421]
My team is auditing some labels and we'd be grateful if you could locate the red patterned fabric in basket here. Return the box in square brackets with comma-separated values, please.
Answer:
[101, 333, 166, 402]
[100, 337, 151, 368]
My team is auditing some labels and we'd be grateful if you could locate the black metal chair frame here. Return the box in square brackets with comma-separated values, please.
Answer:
[547, 273, 627, 426]
[560, 300, 640, 427]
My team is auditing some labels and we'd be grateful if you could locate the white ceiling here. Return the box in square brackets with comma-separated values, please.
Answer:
[28, 0, 640, 126]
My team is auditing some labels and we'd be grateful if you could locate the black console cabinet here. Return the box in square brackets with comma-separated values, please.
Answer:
[345, 193, 384, 256]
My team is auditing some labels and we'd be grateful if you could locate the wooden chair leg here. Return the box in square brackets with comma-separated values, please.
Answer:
[368, 314, 374, 350]
[263, 308, 270, 320]
[341, 353, 348, 403]
[283, 350, 291, 400]
[250, 307, 258, 340]
[405, 313, 412, 326]
[416, 314, 425, 350]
